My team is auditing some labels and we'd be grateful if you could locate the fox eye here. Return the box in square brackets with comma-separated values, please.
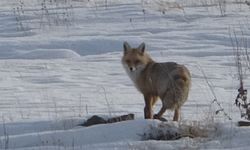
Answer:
[135, 60, 140, 64]
[126, 60, 131, 64]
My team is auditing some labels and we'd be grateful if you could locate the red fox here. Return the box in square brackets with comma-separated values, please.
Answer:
[122, 42, 191, 121]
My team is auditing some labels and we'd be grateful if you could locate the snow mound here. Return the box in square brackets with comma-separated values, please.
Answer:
[17, 49, 81, 59]
[1, 118, 246, 150]
[0, 119, 158, 149]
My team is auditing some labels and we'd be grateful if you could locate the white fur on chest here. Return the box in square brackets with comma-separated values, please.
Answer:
[123, 64, 146, 90]
[126, 69, 141, 83]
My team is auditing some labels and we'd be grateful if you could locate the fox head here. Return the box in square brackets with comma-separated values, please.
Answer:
[122, 42, 153, 73]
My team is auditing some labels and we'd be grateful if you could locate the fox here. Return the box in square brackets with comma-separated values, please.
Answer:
[122, 42, 191, 121]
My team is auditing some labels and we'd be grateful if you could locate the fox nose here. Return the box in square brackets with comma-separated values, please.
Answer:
[129, 67, 136, 71]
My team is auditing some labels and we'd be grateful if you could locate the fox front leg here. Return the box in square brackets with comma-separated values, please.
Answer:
[144, 95, 153, 119]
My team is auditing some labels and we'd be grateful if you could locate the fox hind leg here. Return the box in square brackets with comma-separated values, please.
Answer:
[154, 102, 181, 121]
[173, 108, 180, 121]
[153, 99, 167, 120]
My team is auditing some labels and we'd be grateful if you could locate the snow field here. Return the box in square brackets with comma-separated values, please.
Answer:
[0, 0, 250, 149]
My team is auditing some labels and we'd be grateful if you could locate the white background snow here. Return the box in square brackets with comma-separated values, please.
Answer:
[0, 0, 250, 149]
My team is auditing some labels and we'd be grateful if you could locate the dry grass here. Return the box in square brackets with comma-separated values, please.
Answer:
[142, 120, 216, 141]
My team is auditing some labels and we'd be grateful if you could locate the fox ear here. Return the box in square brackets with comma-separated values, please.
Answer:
[138, 42, 145, 54]
[123, 41, 131, 54]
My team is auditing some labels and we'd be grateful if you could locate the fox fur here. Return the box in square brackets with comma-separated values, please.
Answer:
[122, 42, 191, 121]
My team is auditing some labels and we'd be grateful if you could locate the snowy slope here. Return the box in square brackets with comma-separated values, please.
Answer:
[0, 0, 250, 149]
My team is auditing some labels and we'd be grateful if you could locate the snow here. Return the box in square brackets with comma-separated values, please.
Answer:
[1, 119, 250, 150]
[15, 49, 81, 59]
[0, 0, 250, 149]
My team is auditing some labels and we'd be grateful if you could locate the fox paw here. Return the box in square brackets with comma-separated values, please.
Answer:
[153, 114, 167, 122]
